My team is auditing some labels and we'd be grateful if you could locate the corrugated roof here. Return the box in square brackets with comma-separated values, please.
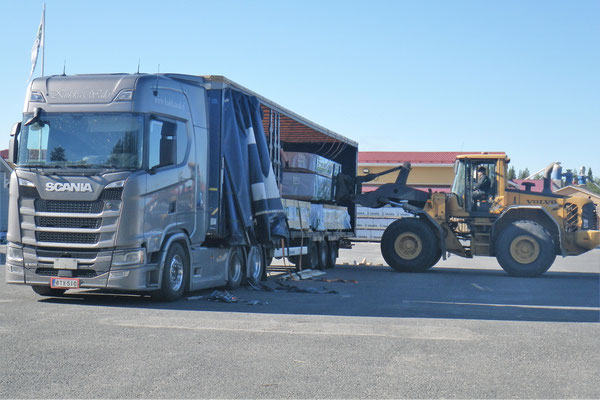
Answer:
[359, 151, 505, 164]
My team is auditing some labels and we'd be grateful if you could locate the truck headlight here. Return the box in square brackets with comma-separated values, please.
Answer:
[112, 249, 145, 267]
[7, 246, 23, 264]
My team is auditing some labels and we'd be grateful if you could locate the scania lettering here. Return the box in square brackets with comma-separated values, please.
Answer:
[45, 182, 93, 192]
[5, 73, 358, 300]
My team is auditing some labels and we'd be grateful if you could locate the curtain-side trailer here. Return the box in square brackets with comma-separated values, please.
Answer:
[5, 73, 358, 300]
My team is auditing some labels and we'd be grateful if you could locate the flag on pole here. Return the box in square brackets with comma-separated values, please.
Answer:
[28, 5, 45, 81]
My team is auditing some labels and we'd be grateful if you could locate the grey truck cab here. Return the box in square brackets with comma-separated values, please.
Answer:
[5, 74, 357, 300]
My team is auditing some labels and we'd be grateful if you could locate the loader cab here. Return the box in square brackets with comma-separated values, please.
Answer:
[452, 155, 503, 213]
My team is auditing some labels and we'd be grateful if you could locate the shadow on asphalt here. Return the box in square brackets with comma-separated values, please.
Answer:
[40, 265, 600, 323]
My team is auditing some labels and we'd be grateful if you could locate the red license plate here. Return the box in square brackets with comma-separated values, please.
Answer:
[50, 277, 80, 289]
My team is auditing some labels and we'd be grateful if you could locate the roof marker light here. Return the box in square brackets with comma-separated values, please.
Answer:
[30, 91, 46, 103]
[115, 90, 133, 102]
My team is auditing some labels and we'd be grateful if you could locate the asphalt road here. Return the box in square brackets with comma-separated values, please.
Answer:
[1, 244, 598, 399]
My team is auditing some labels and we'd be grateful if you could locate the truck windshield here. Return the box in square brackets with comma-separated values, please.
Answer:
[17, 113, 143, 169]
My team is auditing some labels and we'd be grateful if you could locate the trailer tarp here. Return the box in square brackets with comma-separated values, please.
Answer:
[222, 89, 289, 245]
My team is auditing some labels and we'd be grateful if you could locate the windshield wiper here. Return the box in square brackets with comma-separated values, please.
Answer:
[21, 163, 63, 169]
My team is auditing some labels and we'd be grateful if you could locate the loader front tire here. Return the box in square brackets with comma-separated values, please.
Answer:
[495, 221, 555, 277]
[381, 218, 439, 272]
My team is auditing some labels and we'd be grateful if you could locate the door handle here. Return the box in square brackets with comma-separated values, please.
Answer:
[168, 201, 176, 214]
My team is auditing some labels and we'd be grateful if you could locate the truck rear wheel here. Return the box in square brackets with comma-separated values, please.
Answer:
[31, 286, 67, 297]
[495, 221, 555, 277]
[225, 247, 245, 289]
[381, 218, 439, 272]
[245, 245, 265, 287]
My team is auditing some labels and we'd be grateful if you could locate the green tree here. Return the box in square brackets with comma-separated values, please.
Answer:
[587, 167, 593, 181]
[507, 166, 516, 180]
[518, 168, 530, 180]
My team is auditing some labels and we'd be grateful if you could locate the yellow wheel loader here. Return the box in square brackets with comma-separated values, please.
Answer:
[351, 154, 600, 277]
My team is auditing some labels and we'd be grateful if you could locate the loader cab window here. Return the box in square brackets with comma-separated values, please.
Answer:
[470, 160, 497, 211]
[451, 160, 466, 207]
[148, 118, 188, 170]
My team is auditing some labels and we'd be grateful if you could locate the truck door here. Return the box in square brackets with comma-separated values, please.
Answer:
[144, 118, 188, 244]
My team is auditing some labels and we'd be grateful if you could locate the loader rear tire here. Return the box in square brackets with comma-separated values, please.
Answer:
[381, 218, 439, 272]
[495, 221, 555, 277]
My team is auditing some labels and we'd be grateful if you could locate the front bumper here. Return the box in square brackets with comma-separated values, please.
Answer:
[6, 262, 160, 291]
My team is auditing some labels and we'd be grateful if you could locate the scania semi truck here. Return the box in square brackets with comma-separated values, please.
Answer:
[5, 73, 358, 300]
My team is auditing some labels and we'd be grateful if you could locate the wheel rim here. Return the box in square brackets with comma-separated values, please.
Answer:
[510, 235, 540, 264]
[394, 232, 422, 260]
[247, 247, 262, 280]
[229, 252, 242, 282]
[169, 254, 184, 291]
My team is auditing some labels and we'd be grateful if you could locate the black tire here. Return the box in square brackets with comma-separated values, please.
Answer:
[495, 220, 556, 277]
[153, 242, 189, 301]
[316, 241, 328, 270]
[245, 245, 265, 287]
[31, 286, 67, 297]
[380, 218, 439, 272]
[428, 247, 443, 269]
[288, 240, 318, 270]
[326, 240, 337, 269]
[225, 247, 245, 289]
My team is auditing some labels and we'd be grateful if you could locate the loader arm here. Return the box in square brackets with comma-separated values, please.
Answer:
[352, 162, 430, 208]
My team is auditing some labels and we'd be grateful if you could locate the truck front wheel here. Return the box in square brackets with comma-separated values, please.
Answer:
[495, 221, 555, 277]
[381, 218, 439, 272]
[154, 242, 189, 301]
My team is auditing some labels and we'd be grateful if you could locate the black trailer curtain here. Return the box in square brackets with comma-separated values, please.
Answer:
[222, 88, 289, 245]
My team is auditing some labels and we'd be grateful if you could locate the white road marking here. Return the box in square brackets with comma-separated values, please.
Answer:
[404, 300, 600, 311]
[100, 316, 478, 341]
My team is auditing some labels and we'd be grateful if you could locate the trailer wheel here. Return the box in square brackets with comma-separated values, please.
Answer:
[31, 286, 67, 297]
[326, 240, 337, 269]
[245, 245, 265, 287]
[381, 218, 438, 272]
[153, 242, 189, 301]
[225, 247, 245, 289]
[289, 240, 318, 270]
[316, 241, 328, 270]
[495, 221, 555, 277]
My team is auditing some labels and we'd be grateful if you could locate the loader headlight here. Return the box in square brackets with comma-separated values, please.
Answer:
[112, 249, 145, 267]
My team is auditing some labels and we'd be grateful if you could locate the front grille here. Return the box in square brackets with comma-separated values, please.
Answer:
[19, 186, 40, 198]
[101, 187, 123, 200]
[36, 232, 99, 244]
[565, 203, 578, 232]
[36, 248, 99, 259]
[35, 268, 99, 278]
[35, 200, 103, 214]
[36, 216, 101, 229]
[582, 203, 598, 230]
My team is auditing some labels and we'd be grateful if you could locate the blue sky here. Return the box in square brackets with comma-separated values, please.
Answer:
[0, 0, 598, 176]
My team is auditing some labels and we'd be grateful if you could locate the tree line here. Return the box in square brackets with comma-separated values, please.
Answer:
[507, 166, 600, 195]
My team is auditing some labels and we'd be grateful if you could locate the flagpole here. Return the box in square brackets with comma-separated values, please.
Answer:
[41, 3, 45, 77]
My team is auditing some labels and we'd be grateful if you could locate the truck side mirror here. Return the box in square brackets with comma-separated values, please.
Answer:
[8, 122, 21, 164]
